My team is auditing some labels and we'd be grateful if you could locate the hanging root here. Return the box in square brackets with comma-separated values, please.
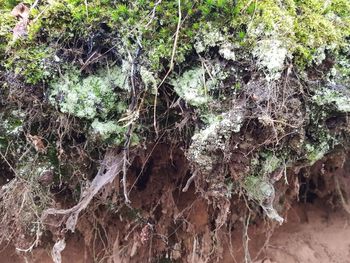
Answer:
[182, 170, 198, 192]
[41, 149, 134, 232]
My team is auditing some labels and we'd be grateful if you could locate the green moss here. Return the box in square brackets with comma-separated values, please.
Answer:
[234, 0, 350, 68]
[5, 44, 55, 84]
[0, 11, 15, 59]
[1, 0, 349, 84]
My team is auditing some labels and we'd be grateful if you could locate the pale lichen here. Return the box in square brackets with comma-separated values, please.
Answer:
[194, 23, 225, 54]
[140, 66, 158, 94]
[188, 104, 245, 174]
[313, 87, 350, 112]
[171, 62, 231, 107]
[305, 140, 332, 165]
[49, 66, 128, 120]
[91, 119, 123, 141]
[252, 38, 290, 81]
[218, 42, 236, 61]
[194, 23, 236, 62]
[0, 110, 25, 137]
[243, 176, 284, 224]
[171, 67, 210, 106]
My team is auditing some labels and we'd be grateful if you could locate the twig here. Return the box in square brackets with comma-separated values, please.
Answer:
[30, 0, 40, 10]
[120, 41, 143, 204]
[228, 221, 238, 263]
[31, 5, 49, 24]
[191, 237, 197, 263]
[0, 150, 18, 177]
[84, 0, 88, 17]
[145, 0, 162, 28]
[16, 222, 41, 252]
[253, 223, 275, 261]
[153, 0, 182, 137]
[122, 146, 131, 203]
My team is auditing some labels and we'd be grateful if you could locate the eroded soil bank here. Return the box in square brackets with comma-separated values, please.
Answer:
[2, 201, 349, 263]
[0, 145, 349, 263]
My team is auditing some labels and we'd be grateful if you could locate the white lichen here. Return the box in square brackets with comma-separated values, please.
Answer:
[49, 66, 128, 120]
[188, 104, 245, 173]
[171, 67, 209, 106]
[194, 23, 236, 62]
[194, 23, 225, 54]
[171, 63, 230, 106]
[140, 66, 158, 94]
[253, 38, 290, 81]
[313, 87, 350, 112]
[219, 43, 236, 61]
[91, 119, 123, 141]
[0, 110, 25, 137]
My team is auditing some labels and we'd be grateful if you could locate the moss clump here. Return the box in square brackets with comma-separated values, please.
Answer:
[5, 44, 55, 84]
[0, 11, 15, 60]
[243, 0, 350, 67]
[1, 0, 349, 85]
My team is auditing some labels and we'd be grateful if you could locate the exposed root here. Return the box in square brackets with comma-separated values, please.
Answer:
[182, 170, 198, 192]
[51, 239, 66, 263]
[243, 211, 252, 263]
[153, 0, 182, 136]
[41, 149, 133, 232]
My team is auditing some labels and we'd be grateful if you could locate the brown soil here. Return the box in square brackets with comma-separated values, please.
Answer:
[1, 201, 349, 263]
[262, 201, 350, 263]
[1, 145, 350, 263]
